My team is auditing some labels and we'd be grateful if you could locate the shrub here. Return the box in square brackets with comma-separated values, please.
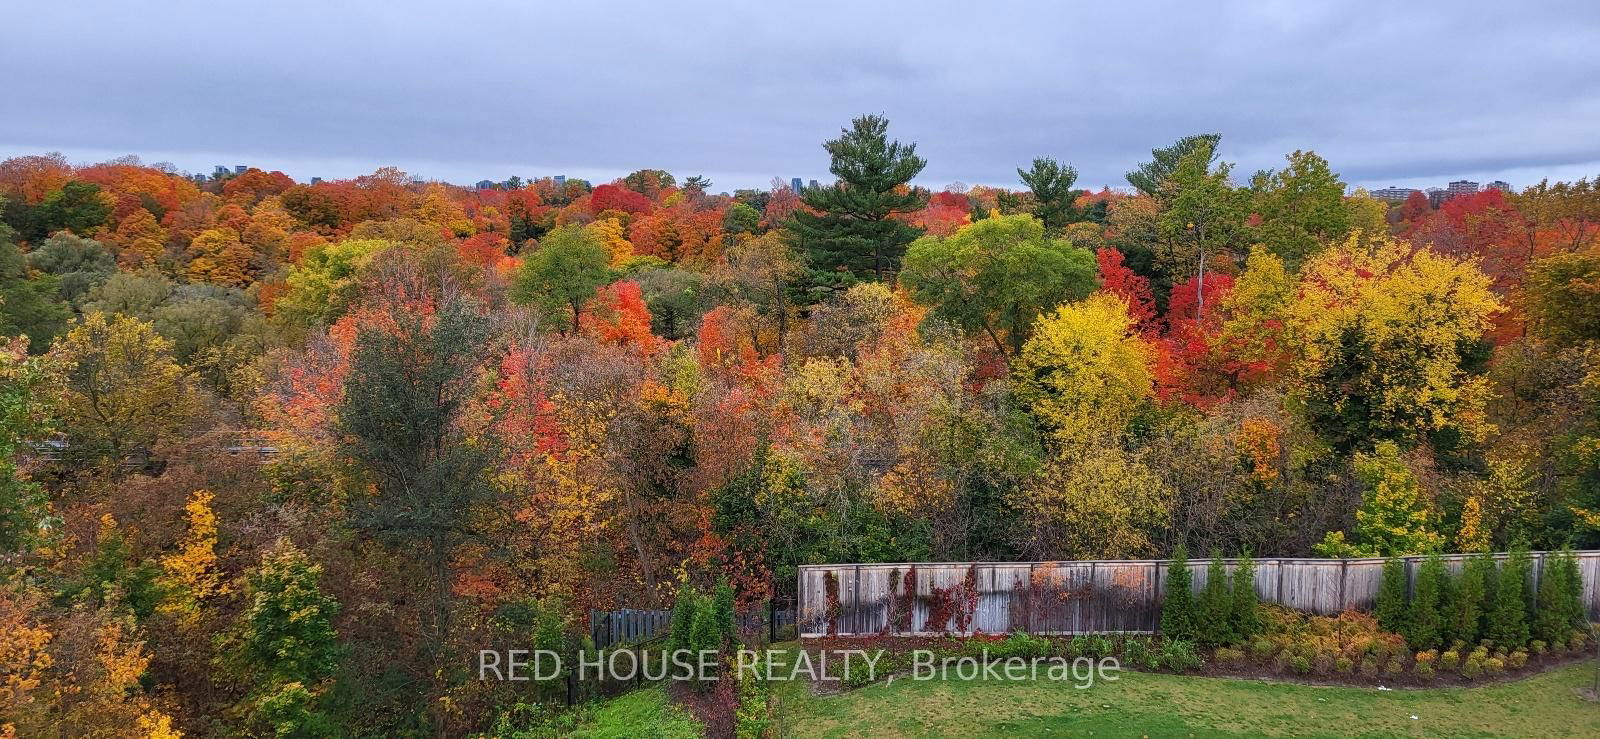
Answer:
[711, 578, 737, 647]
[1231, 552, 1261, 640]
[1358, 658, 1380, 678]
[1461, 655, 1484, 679]
[991, 631, 1052, 660]
[1335, 656, 1354, 674]
[669, 585, 701, 653]
[1375, 558, 1410, 636]
[1406, 554, 1446, 651]
[1312, 652, 1336, 675]
[734, 675, 770, 739]
[1124, 638, 1160, 670]
[1414, 650, 1436, 665]
[1160, 639, 1205, 671]
[1161, 546, 1198, 641]
[1439, 650, 1460, 671]
[1249, 637, 1276, 660]
[1447, 554, 1490, 647]
[1290, 654, 1312, 674]
[1535, 549, 1586, 645]
[1197, 552, 1236, 647]
[1414, 662, 1435, 680]
[1485, 656, 1506, 675]
[1486, 547, 1531, 649]
[1384, 656, 1404, 676]
[1508, 649, 1528, 669]
[1568, 630, 1588, 652]
[1214, 646, 1246, 666]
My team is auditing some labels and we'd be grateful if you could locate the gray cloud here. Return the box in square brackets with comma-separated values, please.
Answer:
[4, 0, 1598, 191]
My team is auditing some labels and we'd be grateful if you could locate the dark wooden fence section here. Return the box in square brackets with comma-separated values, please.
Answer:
[798, 551, 1600, 638]
[589, 604, 799, 649]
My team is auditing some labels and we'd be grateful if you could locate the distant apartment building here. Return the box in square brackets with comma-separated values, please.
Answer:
[1371, 186, 1420, 203]
[310, 177, 323, 185]
[1427, 188, 1449, 208]
[213, 165, 229, 177]
[808, 179, 820, 191]
[1488, 180, 1512, 193]
[475, 179, 494, 190]
[235, 165, 248, 175]
[553, 175, 566, 188]
[1446, 180, 1479, 198]
[791, 177, 804, 192]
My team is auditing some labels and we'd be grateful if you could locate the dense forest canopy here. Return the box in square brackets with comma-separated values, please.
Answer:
[2, 118, 1599, 735]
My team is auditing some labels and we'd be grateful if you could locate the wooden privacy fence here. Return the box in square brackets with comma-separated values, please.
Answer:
[798, 551, 1600, 638]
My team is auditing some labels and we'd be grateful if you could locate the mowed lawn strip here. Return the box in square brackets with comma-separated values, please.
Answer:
[771, 660, 1600, 738]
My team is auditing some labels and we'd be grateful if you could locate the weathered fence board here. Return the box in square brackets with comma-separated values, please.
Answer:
[797, 551, 1600, 638]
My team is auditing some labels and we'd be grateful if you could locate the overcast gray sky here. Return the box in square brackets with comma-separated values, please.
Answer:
[4, 0, 1597, 192]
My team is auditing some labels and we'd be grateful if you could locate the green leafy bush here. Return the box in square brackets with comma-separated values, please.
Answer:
[1414, 662, 1435, 680]
[1530, 639, 1547, 656]
[1334, 656, 1354, 673]
[1439, 650, 1460, 671]
[1383, 656, 1404, 676]
[1508, 649, 1528, 669]
[1485, 656, 1506, 675]
[1249, 637, 1276, 660]
[1214, 646, 1246, 665]
[1160, 639, 1205, 671]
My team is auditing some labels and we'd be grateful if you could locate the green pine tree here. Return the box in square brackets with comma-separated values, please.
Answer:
[711, 577, 737, 648]
[669, 584, 700, 654]
[1534, 548, 1585, 644]
[1487, 547, 1532, 649]
[788, 114, 927, 288]
[1161, 545, 1196, 640]
[1198, 552, 1236, 646]
[1407, 553, 1446, 650]
[1447, 553, 1490, 646]
[1375, 557, 1410, 636]
[1230, 552, 1261, 640]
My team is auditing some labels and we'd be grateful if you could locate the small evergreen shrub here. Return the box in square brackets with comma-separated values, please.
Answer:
[1334, 656, 1354, 673]
[1530, 639, 1547, 656]
[1413, 662, 1435, 680]
[1124, 638, 1159, 670]
[1290, 654, 1312, 674]
[1312, 652, 1335, 675]
[1508, 649, 1528, 669]
[1358, 658, 1380, 678]
[1215, 646, 1246, 665]
[1249, 636, 1276, 660]
[1383, 656, 1404, 676]
[1231, 553, 1261, 640]
[1439, 650, 1460, 671]
[1485, 656, 1506, 675]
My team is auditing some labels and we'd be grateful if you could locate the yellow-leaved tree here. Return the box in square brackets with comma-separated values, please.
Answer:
[1289, 234, 1501, 452]
[158, 489, 229, 629]
[1012, 292, 1155, 446]
[48, 312, 196, 470]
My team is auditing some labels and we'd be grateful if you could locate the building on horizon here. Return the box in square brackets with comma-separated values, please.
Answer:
[808, 179, 820, 191]
[475, 179, 494, 190]
[213, 165, 229, 177]
[791, 177, 804, 192]
[310, 177, 323, 185]
[1427, 187, 1449, 208]
[1372, 186, 1420, 203]
[553, 175, 566, 188]
[1488, 180, 1512, 193]
[1447, 180, 1479, 198]
[234, 165, 248, 175]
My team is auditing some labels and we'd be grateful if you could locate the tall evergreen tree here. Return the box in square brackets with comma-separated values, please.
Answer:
[1487, 547, 1531, 648]
[1197, 552, 1236, 646]
[1407, 553, 1446, 650]
[1017, 156, 1081, 234]
[789, 114, 926, 288]
[1375, 557, 1410, 635]
[1448, 553, 1491, 646]
[1161, 545, 1196, 640]
[1230, 552, 1261, 639]
[1126, 133, 1223, 197]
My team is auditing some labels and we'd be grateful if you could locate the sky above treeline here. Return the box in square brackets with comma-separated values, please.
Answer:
[5, 1, 1598, 193]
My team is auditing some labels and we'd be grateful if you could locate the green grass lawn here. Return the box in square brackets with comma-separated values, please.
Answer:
[770, 660, 1600, 738]
[570, 686, 702, 738]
